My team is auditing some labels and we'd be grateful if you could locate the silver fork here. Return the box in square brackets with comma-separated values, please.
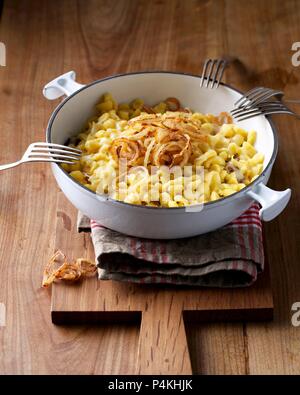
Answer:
[231, 87, 300, 121]
[0, 142, 81, 171]
[231, 102, 300, 121]
[233, 87, 284, 109]
[200, 58, 227, 89]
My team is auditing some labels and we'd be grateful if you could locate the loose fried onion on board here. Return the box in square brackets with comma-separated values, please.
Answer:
[42, 250, 97, 287]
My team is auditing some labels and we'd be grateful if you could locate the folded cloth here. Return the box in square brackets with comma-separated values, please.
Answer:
[77, 203, 264, 287]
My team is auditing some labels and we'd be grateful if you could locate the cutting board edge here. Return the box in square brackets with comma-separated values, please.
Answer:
[51, 310, 142, 325]
[51, 305, 273, 325]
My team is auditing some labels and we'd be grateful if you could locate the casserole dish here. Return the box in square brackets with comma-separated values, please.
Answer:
[44, 71, 291, 239]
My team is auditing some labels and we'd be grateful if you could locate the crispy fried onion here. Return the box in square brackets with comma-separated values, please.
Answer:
[112, 109, 230, 169]
[152, 133, 191, 167]
[128, 113, 161, 127]
[165, 97, 180, 111]
[42, 250, 97, 287]
[162, 116, 208, 142]
[110, 138, 142, 166]
[141, 105, 156, 114]
[216, 112, 233, 125]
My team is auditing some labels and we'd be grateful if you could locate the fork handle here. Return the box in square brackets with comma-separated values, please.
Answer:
[0, 161, 21, 171]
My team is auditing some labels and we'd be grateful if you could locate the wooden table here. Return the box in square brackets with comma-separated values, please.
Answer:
[0, 0, 300, 374]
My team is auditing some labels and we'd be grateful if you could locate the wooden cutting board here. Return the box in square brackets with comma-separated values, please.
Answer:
[51, 191, 274, 374]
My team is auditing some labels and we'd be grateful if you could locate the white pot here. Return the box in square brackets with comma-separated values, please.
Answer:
[44, 71, 291, 239]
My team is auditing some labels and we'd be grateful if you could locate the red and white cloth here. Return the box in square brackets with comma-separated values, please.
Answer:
[78, 203, 264, 287]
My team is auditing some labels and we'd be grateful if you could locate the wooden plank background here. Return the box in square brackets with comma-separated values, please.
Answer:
[0, 0, 300, 374]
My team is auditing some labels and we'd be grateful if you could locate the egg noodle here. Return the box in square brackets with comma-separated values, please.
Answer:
[62, 94, 264, 208]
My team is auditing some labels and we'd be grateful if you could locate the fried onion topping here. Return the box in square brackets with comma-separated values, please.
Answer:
[42, 250, 97, 287]
[110, 101, 231, 170]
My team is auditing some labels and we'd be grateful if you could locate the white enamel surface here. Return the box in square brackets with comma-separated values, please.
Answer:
[247, 184, 291, 221]
[45, 71, 290, 239]
[43, 71, 85, 100]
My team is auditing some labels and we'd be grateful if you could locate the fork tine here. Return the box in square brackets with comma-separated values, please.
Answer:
[209, 60, 219, 88]
[232, 104, 285, 117]
[33, 142, 81, 153]
[230, 102, 281, 116]
[234, 107, 294, 121]
[264, 109, 293, 115]
[249, 89, 279, 106]
[231, 106, 248, 115]
[252, 90, 283, 105]
[25, 158, 79, 164]
[231, 105, 260, 116]
[263, 109, 294, 116]
[231, 107, 260, 118]
[235, 112, 263, 121]
[214, 60, 227, 88]
[239, 89, 270, 108]
[233, 107, 264, 121]
[205, 59, 214, 88]
[234, 87, 268, 107]
[257, 102, 287, 109]
[234, 87, 262, 107]
[28, 152, 79, 161]
[239, 109, 293, 120]
[31, 147, 81, 156]
[248, 88, 273, 101]
[200, 59, 211, 88]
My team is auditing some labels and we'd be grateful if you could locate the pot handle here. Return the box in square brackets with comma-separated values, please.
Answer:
[246, 183, 291, 221]
[43, 71, 85, 100]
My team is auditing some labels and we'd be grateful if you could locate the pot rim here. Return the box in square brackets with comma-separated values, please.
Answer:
[46, 70, 278, 211]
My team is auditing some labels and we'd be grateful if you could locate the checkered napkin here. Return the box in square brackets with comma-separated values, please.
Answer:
[78, 203, 264, 287]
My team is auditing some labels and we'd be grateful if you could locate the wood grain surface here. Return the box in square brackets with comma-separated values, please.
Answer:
[52, 193, 273, 374]
[0, 0, 300, 374]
